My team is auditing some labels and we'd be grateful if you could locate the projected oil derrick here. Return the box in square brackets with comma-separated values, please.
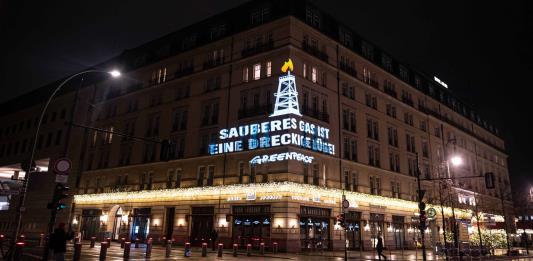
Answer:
[270, 58, 302, 117]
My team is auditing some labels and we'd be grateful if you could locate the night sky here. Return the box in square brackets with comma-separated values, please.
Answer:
[1, 1, 531, 196]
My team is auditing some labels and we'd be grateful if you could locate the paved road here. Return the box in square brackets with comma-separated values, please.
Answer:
[16, 241, 533, 260]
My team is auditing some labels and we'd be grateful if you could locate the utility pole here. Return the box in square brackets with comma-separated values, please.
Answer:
[438, 181, 449, 261]
[415, 153, 427, 261]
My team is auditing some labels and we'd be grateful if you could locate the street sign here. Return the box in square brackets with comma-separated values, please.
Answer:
[427, 207, 437, 218]
[55, 174, 68, 184]
[342, 199, 350, 209]
[53, 158, 72, 174]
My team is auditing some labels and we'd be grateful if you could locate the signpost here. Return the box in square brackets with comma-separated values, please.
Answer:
[52, 158, 71, 184]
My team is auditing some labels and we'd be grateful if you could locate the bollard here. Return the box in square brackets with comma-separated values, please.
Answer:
[233, 243, 238, 257]
[73, 242, 82, 261]
[202, 242, 208, 257]
[162, 236, 167, 247]
[99, 242, 108, 261]
[123, 242, 131, 260]
[218, 243, 223, 257]
[14, 242, 24, 260]
[184, 242, 191, 257]
[246, 243, 252, 256]
[121, 238, 125, 248]
[39, 233, 45, 247]
[74, 236, 80, 243]
[165, 240, 172, 258]
[273, 242, 278, 253]
[18, 234, 25, 243]
[260, 242, 265, 255]
[135, 238, 140, 248]
[90, 237, 96, 248]
[145, 238, 153, 258]
[106, 237, 112, 246]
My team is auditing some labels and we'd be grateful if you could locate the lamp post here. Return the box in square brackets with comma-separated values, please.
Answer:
[6, 69, 120, 260]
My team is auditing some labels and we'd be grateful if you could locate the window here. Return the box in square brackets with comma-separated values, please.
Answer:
[250, 164, 256, 183]
[407, 157, 417, 176]
[172, 108, 188, 132]
[344, 170, 350, 190]
[311, 67, 317, 83]
[381, 54, 392, 71]
[343, 137, 357, 161]
[253, 63, 261, 80]
[399, 65, 409, 81]
[420, 120, 427, 132]
[404, 112, 414, 126]
[365, 93, 377, 109]
[46, 132, 53, 147]
[145, 114, 160, 137]
[266, 61, 272, 77]
[370, 176, 381, 195]
[366, 118, 379, 140]
[151, 67, 167, 85]
[351, 172, 358, 192]
[341, 83, 355, 99]
[197, 166, 206, 186]
[389, 152, 400, 172]
[422, 141, 429, 158]
[305, 6, 321, 28]
[242, 67, 249, 82]
[175, 169, 182, 188]
[312, 163, 319, 186]
[391, 181, 400, 198]
[387, 127, 398, 147]
[303, 63, 307, 78]
[201, 102, 219, 126]
[342, 109, 356, 132]
[362, 41, 374, 60]
[206, 165, 215, 186]
[386, 104, 396, 118]
[406, 134, 416, 153]
[368, 144, 380, 167]
[238, 162, 245, 183]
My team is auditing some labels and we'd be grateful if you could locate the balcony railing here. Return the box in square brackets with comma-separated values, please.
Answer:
[238, 105, 273, 119]
[339, 62, 357, 77]
[203, 58, 225, 70]
[302, 107, 329, 123]
[241, 40, 274, 58]
[384, 87, 397, 98]
[174, 66, 194, 78]
[302, 41, 328, 62]
[401, 96, 414, 107]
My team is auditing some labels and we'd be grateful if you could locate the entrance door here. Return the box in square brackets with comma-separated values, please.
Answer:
[81, 216, 100, 240]
[130, 208, 151, 242]
[346, 211, 362, 250]
[190, 207, 214, 246]
[81, 209, 102, 240]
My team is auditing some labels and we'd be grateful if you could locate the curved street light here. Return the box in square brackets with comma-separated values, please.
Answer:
[8, 69, 120, 259]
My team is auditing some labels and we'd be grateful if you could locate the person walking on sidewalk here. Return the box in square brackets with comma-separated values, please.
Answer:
[376, 236, 387, 260]
[49, 223, 74, 261]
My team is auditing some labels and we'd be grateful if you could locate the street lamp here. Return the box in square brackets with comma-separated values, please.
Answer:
[450, 155, 463, 167]
[7, 69, 120, 260]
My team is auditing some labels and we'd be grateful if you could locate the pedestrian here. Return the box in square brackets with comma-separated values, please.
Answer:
[49, 223, 74, 261]
[376, 236, 387, 260]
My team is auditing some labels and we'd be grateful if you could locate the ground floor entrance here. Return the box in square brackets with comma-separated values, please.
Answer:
[81, 209, 101, 240]
[232, 205, 271, 248]
[130, 208, 151, 242]
[300, 206, 331, 251]
[190, 206, 214, 246]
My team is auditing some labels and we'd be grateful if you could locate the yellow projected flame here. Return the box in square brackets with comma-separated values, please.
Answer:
[281, 58, 294, 73]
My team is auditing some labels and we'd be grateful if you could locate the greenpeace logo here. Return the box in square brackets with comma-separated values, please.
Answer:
[250, 152, 314, 165]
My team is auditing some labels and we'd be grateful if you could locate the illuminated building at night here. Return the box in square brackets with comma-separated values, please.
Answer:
[0, 0, 512, 252]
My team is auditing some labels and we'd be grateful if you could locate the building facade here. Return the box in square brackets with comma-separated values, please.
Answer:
[1, 0, 512, 252]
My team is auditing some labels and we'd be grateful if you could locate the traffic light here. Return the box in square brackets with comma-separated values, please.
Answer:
[160, 139, 176, 161]
[485, 172, 495, 189]
[47, 183, 70, 212]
